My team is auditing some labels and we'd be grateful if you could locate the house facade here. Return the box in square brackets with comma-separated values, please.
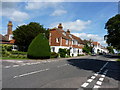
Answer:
[49, 23, 85, 56]
[91, 42, 108, 54]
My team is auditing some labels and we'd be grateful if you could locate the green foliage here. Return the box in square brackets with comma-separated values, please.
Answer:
[50, 52, 59, 58]
[77, 54, 84, 56]
[11, 51, 27, 55]
[105, 14, 120, 50]
[59, 48, 67, 58]
[66, 49, 70, 56]
[107, 46, 114, 54]
[13, 22, 49, 51]
[82, 44, 92, 54]
[27, 33, 50, 59]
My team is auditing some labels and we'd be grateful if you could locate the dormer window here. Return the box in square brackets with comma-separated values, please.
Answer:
[62, 32, 66, 36]
[69, 35, 72, 38]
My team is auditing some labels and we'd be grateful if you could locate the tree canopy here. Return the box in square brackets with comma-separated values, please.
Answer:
[13, 22, 49, 51]
[105, 14, 120, 50]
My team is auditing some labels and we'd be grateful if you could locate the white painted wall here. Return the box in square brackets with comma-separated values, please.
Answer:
[50, 46, 83, 56]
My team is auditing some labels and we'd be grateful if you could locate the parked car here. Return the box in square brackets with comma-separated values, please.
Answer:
[91, 53, 96, 56]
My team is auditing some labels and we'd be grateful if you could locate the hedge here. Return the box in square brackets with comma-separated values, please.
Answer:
[27, 33, 50, 59]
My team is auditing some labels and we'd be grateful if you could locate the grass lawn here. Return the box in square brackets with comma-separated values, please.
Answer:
[1, 57, 29, 60]
[117, 59, 120, 62]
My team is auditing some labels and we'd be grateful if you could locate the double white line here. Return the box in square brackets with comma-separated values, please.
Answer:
[80, 62, 109, 88]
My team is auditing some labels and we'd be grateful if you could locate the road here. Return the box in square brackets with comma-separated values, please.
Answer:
[2, 55, 120, 90]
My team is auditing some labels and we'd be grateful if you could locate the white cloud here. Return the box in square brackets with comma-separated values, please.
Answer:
[25, 2, 58, 10]
[72, 33, 107, 46]
[50, 19, 91, 32]
[10, 11, 29, 22]
[51, 9, 67, 16]
[2, 9, 29, 22]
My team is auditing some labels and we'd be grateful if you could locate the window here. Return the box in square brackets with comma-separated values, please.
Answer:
[73, 48, 76, 53]
[66, 39, 69, 45]
[56, 38, 59, 43]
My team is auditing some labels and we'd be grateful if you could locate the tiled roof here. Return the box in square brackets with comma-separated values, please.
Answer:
[92, 42, 100, 46]
[0, 34, 8, 41]
[50, 28, 84, 44]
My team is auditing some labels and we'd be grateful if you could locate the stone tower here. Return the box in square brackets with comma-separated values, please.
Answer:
[7, 21, 13, 40]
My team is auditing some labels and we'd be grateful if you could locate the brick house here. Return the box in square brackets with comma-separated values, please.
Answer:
[49, 23, 85, 56]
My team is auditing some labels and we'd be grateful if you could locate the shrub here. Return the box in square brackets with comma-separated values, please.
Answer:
[2, 44, 13, 51]
[77, 54, 84, 56]
[27, 33, 50, 59]
[51, 52, 59, 58]
[59, 48, 67, 58]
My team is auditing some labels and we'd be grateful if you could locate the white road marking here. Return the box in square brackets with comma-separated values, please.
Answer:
[13, 65, 19, 67]
[26, 63, 31, 65]
[101, 75, 105, 78]
[99, 78, 104, 81]
[4, 66, 11, 68]
[93, 85, 100, 88]
[91, 76, 96, 79]
[81, 82, 89, 87]
[100, 62, 108, 71]
[21, 64, 26, 66]
[87, 79, 93, 82]
[96, 81, 102, 85]
[94, 73, 98, 76]
[13, 68, 50, 78]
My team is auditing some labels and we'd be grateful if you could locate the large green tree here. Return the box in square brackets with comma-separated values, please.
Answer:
[105, 14, 120, 50]
[13, 22, 49, 51]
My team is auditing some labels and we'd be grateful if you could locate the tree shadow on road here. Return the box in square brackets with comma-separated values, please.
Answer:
[67, 55, 120, 82]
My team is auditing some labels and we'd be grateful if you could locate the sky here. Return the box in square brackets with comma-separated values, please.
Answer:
[1, 0, 119, 46]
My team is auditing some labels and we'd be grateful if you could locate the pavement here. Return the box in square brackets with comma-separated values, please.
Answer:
[1, 55, 120, 90]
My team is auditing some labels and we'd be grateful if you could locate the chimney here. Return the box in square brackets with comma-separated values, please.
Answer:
[67, 29, 70, 33]
[58, 23, 63, 29]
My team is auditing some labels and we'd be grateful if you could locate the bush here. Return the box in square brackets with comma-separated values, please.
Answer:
[2, 44, 13, 51]
[51, 52, 59, 58]
[77, 54, 84, 56]
[59, 48, 67, 58]
[27, 33, 50, 59]
[11, 51, 27, 55]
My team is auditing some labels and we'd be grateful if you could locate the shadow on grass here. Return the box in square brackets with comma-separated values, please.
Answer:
[67, 55, 120, 82]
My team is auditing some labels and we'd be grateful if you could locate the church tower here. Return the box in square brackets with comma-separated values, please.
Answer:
[7, 21, 13, 40]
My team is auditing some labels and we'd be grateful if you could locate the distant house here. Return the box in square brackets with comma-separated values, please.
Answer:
[91, 42, 108, 54]
[49, 23, 85, 56]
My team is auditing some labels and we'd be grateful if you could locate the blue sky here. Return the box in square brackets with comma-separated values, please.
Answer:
[1, 1, 118, 46]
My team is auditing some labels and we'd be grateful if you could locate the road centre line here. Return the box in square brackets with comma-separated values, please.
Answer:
[13, 68, 50, 78]
[99, 62, 108, 71]
[4, 66, 11, 68]
[13, 65, 19, 67]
